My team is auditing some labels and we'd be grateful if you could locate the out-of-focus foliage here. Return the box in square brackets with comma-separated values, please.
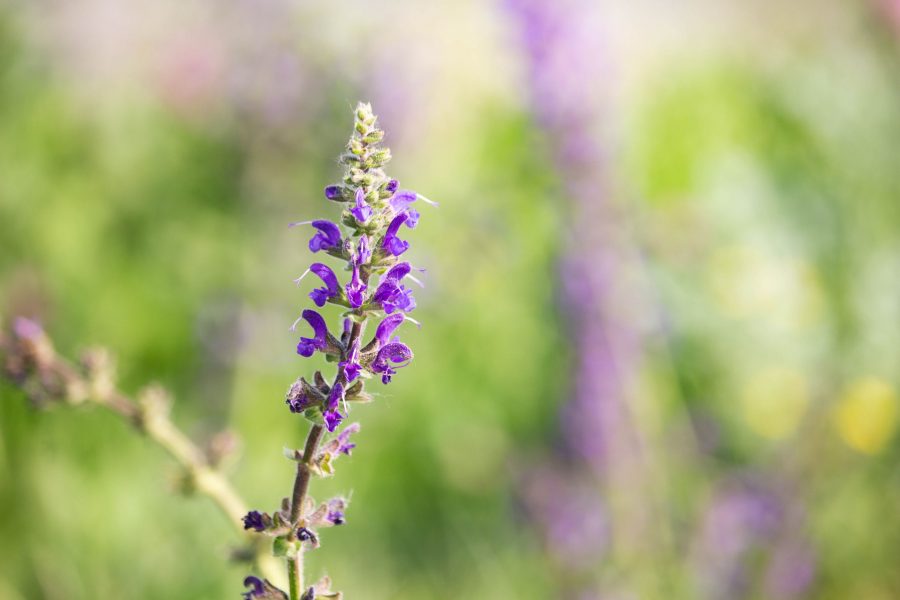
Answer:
[0, 1, 898, 599]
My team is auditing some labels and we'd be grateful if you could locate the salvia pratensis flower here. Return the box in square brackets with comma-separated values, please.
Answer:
[298, 220, 342, 253]
[285, 379, 313, 414]
[245, 102, 428, 598]
[323, 383, 345, 432]
[242, 510, 267, 532]
[374, 313, 404, 348]
[336, 422, 360, 455]
[350, 188, 373, 223]
[353, 235, 371, 267]
[295, 310, 330, 357]
[381, 211, 416, 256]
[371, 342, 413, 384]
[339, 337, 362, 382]
[308, 263, 341, 307]
[323, 185, 343, 201]
[345, 265, 366, 309]
[242, 577, 288, 600]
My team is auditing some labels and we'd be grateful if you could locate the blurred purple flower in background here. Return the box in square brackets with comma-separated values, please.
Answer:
[692, 475, 815, 600]
[507, 0, 654, 593]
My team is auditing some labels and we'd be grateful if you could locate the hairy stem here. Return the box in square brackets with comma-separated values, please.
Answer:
[285, 320, 363, 599]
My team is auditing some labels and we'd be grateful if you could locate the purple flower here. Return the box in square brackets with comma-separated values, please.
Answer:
[353, 235, 371, 267]
[388, 189, 417, 212]
[336, 423, 360, 455]
[381, 212, 415, 256]
[285, 380, 312, 413]
[372, 283, 415, 315]
[323, 409, 342, 431]
[371, 341, 413, 384]
[324, 383, 345, 432]
[286, 395, 310, 413]
[375, 313, 405, 347]
[242, 511, 266, 532]
[241, 577, 287, 600]
[404, 208, 420, 228]
[383, 261, 412, 282]
[307, 220, 342, 253]
[308, 263, 341, 307]
[324, 185, 343, 200]
[345, 265, 367, 308]
[13, 317, 42, 340]
[350, 188, 373, 223]
[241, 577, 265, 599]
[372, 262, 416, 313]
[295, 310, 329, 357]
[327, 510, 345, 525]
[296, 527, 316, 542]
[385, 179, 399, 193]
[339, 338, 362, 382]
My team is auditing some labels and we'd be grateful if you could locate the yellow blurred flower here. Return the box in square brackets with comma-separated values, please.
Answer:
[741, 367, 810, 439]
[833, 377, 898, 455]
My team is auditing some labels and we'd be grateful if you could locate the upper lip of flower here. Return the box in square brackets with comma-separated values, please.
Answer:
[308, 263, 342, 307]
[303, 219, 343, 252]
[381, 212, 416, 256]
[294, 309, 330, 357]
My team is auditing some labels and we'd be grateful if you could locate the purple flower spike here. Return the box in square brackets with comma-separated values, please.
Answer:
[308, 263, 341, 307]
[375, 313, 405, 347]
[337, 423, 360, 455]
[350, 188, 373, 223]
[242, 511, 266, 532]
[371, 341, 413, 384]
[345, 265, 367, 308]
[308, 220, 342, 253]
[382, 213, 412, 256]
[339, 338, 362, 382]
[296, 310, 329, 357]
[324, 185, 343, 200]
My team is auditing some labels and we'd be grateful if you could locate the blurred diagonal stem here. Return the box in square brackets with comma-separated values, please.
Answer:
[0, 323, 284, 585]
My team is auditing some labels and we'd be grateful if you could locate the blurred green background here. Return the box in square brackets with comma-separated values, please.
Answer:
[1, 1, 899, 598]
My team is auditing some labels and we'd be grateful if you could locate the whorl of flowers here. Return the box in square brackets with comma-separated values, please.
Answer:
[240, 103, 430, 599]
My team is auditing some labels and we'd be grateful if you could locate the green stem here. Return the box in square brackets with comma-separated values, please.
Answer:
[288, 555, 302, 600]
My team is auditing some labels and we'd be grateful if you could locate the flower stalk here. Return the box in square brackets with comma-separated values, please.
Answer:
[241, 102, 428, 600]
